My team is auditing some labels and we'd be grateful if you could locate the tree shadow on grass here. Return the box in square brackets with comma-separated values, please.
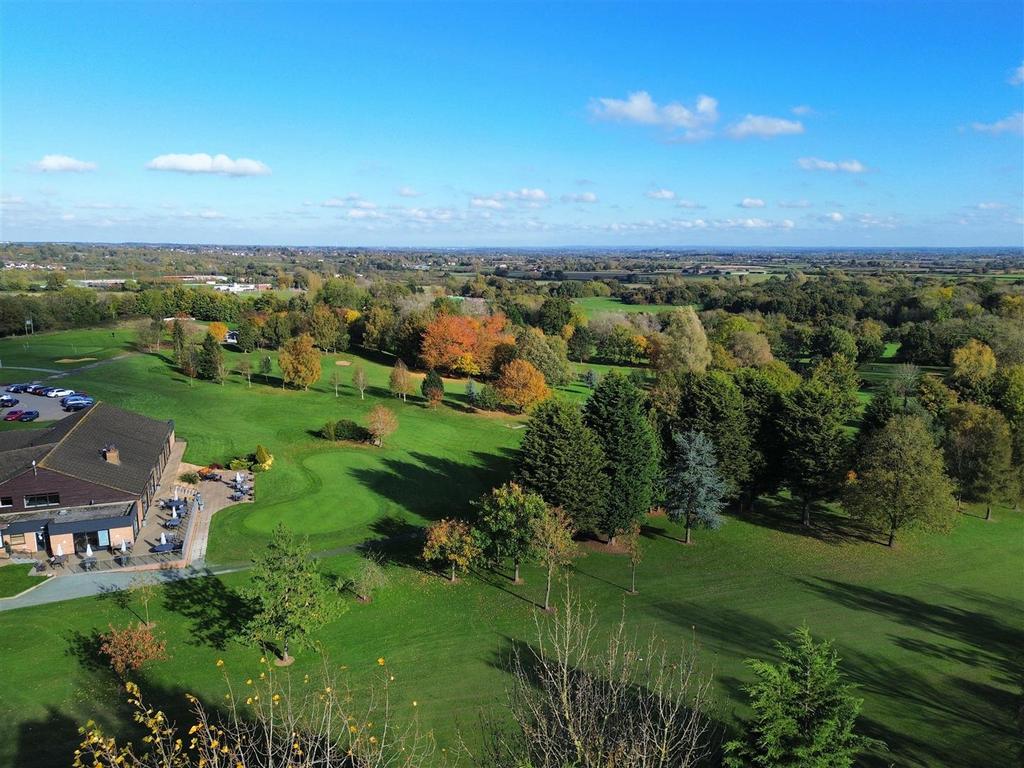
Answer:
[161, 571, 255, 650]
[355, 515, 427, 571]
[14, 706, 85, 768]
[735, 494, 880, 546]
[349, 449, 515, 524]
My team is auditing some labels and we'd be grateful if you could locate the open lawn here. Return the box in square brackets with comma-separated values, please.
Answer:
[0, 326, 137, 374]
[0, 563, 46, 598]
[574, 296, 683, 317]
[0, 326, 1019, 768]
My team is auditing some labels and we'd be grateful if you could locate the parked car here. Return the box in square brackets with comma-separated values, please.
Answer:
[46, 388, 75, 398]
[225, 330, 240, 344]
[18, 410, 40, 422]
[25, 385, 47, 395]
[61, 392, 88, 405]
[62, 396, 93, 407]
[4, 410, 25, 421]
[5, 384, 30, 393]
[0, 397, 20, 408]
[64, 400, 93, 412]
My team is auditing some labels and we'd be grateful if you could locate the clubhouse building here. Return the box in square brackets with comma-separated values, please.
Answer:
[0, 403, 175, 558]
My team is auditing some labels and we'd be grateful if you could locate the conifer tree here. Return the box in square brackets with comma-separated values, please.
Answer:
[666, 431, 726, 544]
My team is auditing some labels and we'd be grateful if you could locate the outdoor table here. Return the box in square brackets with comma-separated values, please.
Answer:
[116, 553, 131, 566]
[150, 543, 176, 554]
[51, 555, 67, 568]
[34, 561, 46, 573]
[81, 557, 97, 572]
[165, 499, 186, 510]
[164, 517, 182, 529]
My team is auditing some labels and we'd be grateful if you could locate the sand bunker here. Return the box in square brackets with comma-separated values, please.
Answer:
[335, 360, 352, 366]
[55, 357, 98, 363]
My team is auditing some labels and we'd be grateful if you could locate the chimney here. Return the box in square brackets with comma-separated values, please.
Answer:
[103, 445, 120, 465]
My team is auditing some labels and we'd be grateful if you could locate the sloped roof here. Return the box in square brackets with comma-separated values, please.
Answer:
[0, 403, 173, 495]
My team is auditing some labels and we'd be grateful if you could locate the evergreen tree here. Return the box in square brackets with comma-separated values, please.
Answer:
[583, 368, 600, 389]
[846, 415, 956, 546]
[196, 331, 224, 382]
[666, 431, 726, 544]
[171, 318, 187, 367]
[583, 372, 660, 542]
[421, 369, 445, 407]
[777, 382, 851, 526]
[672, 370, 753, 498]
[474, 482, 546, 583]
[724, 626, 880, 768]
[244, 524, 334, 663]
[236, 317, 260, 353]
[567, 324, 596, 362]
[465, 376, 478, 405]
[517, 399, 609, 532]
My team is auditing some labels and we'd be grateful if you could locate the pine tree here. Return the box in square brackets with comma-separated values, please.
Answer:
[777, 382, 851, 526]
[421, 369, 444, 407]
[583, 371, 660, 543]
[197, 331, 224, 382]
[465, 376, 478, 405]
[171, 318, 187, 367]
[666, 431, 726, 544]
[724, 626, 880, 768]
[517, 399, 609, 532]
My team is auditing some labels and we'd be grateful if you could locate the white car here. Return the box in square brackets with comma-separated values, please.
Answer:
[46, 388, 75, 398]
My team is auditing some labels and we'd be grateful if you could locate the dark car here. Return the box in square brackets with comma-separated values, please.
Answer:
[26, 385, 48, 395]
[6, 384, 30, 393]
[35, 387, 57, 397]
[64, 401, 92, 412]
[60, 393, 88, 406]
[18, 410, 39, 422]
[0, 397, 20, 408]
[4, 410, 24, 421]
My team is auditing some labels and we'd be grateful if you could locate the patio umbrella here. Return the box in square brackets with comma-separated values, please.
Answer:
[160, 532, 167, 545]
[85, 543, 93, 558]
[235, 472, 242, 487]
[56, 543, 63, 557]
[171, 508, 178, 519]
[120, 539, 127, 553]
[173, 486, 179, 501]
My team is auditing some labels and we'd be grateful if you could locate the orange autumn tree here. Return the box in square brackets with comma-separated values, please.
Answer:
[420, 312, 510, 376]
[497, 359, 550, 412]
[207, 321, 229, 342]
[99, 623, 168, 678]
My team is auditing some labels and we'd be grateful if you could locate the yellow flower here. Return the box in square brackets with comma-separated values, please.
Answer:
[348, 725, 357, 734]
[215, 659, 224, 667]
[369, 736, 378, 744]
[412, 700, 417, 707]
[377, 657, 385, 666]
[245, 679, 253, 686]
[272, 694, 280, 703]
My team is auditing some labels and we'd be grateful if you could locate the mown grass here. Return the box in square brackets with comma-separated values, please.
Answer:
[0, 563, 45, 598]
[573, 296, 683, 317]
[0, 325, 1019, 768]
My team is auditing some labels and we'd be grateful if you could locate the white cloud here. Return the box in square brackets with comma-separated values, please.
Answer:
[198, 209, 225, 220]
[822, 211, 844, 222]
[0, 195, 26, 206]
[590, 90, 719, 140]
[791, 105, 815, 116]
[778, 199, 813, 208]
[471, 197, 504, 210]
[1010, 62, 1024, 86]
[739, 197, 766, 208]
[971, 112, 1024, 135]
[676, 199, 705, 209]
[561, 192, 598, 203]
[977, 202, 1007, 210]
[353, 200, 377, 209]
[797, 157, 868, 173]
[145, 153, 271, 176]
[32, 154, 97, 172]
[347, 208, 382, 220]
[728, 115, 804, 138]
[471, 188, 549, 209]
[396, 185, 421, 197]
[646, 188, 676, 200]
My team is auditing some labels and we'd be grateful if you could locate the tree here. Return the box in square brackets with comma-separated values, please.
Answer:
[514, 327, 573, 386]
[620, 519, 644, 594]
[421, 369, 444, 407]
[328, 367, 342, 397]
[517, 399, 609, 532]
[531, 506, 577, 611]
[583, 371, 660, 543]
[731, 330, 774, 367]
[308, 304, 341, 351]
[845, 415, 956, 546]
[235, 317, 261, 352]
[278, 333, 321, 390]
[567, 324, 596, 362]
[943, 403, 1014, 519]
[666, 431, 727, 544]
[259, 354, 273, 383]
[537, 296, 573, 335]
[207, 321, 229, 342]
[244, 524, 333, 663]
[99, 623, 167, 678]
[584, 368, 600, 389]
[420, 311, 509, 375]
[496, 358, 550, 412]
[474, 482, 546, 583]
[389, 358, 412, 401]
[648, 307, 710, 373]
[366, 405, 398, 446]
[809, 353, 861, 423]
[724, 626, 880, 768]
[351, 364, 368, 400]
[422, 518, 480, 582]
[777, 382, 851, 526]
[197, 331, 224, 382]
[349, 554, 388, 603]
[810, 325, 858, 361]
[950, 338, 997, 403]
[465, 376, 478, 404]
[235, 358, 253, 388]
[171, 318, 188, 367]
[135, 318, 163, 353]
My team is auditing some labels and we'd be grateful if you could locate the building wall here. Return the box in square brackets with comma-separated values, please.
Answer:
[47, 532, 74, 557]
[4, 531, 38, 554]
[108, 525, 135, 549]
[0, 467, 134, 515]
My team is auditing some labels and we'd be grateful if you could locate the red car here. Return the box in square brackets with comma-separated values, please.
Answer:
[4, 410, 24, 421]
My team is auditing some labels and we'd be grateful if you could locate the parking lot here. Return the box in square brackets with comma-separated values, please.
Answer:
[1, 387, 83, 424]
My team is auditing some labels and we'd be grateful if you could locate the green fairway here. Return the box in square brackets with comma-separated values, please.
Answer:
[0, 326, 136, 373]
[0, 563, 46, 598]
[574, 296, 683, 317]
[0, 326, 1019, 768]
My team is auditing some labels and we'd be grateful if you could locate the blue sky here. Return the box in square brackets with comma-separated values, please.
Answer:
[1, 1, 1022, 247]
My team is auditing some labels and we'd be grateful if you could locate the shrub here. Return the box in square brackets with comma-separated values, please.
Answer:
[178, 471, 200, 485]
[320, 420, 370, 442]
[254, 444, 274, 471]
[475, 384, 502, 411]
[228, 458, 252, 471]
[349, 555, 389, 602]
[99, 623, 167, 678]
